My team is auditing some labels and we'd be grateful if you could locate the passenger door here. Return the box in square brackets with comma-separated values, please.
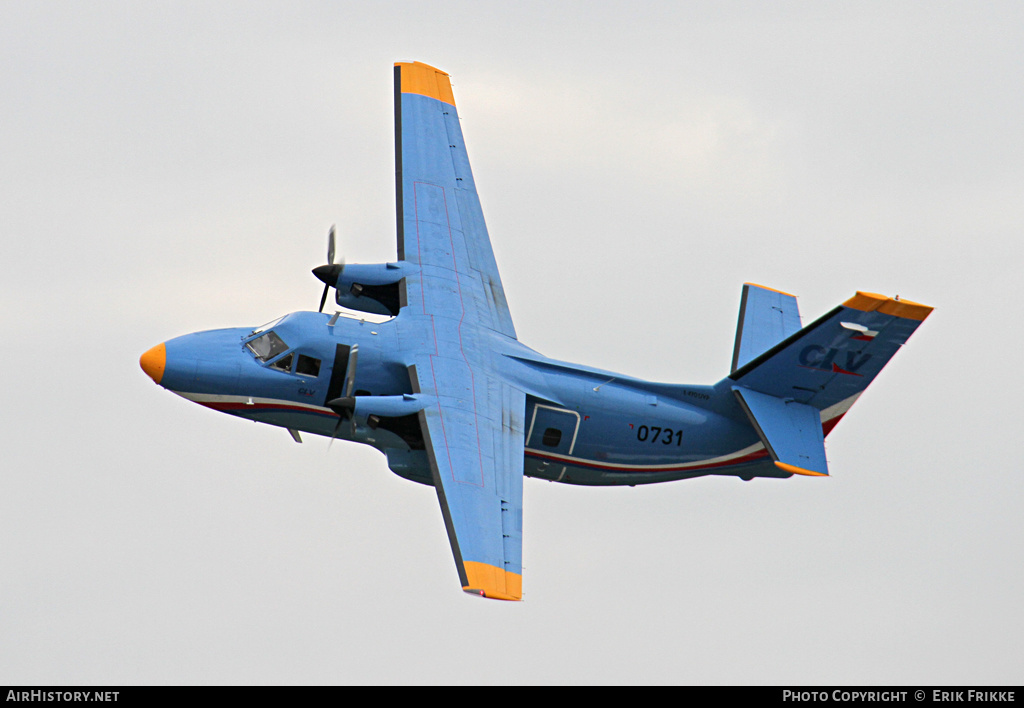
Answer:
[526, 404, 580, 457]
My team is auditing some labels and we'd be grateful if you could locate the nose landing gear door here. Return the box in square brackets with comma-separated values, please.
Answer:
[526, 404, 581, 480]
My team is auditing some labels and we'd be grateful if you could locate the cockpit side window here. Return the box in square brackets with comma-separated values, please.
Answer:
[296, 355, 321, 377]
[245, 331, 289, 362]
[269, 353, 294, 373]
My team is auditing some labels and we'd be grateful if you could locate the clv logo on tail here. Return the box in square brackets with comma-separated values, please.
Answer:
[799, 345, 871, 376]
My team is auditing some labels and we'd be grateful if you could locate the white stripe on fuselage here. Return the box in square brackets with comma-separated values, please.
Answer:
[819, 392, 862, 424]
[525, 440, 767, 471]
[172, 391, 334, 414]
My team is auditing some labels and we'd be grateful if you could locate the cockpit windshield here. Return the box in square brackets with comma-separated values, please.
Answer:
[245, 331, 289, 362]
[249, 316, 286, 337]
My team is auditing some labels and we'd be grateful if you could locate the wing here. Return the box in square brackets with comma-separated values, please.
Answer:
[393, 62, 526, 599]
[411, 359, 526, 601]
[394, 61, 517, 340]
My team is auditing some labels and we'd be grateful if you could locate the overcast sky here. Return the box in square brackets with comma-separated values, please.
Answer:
[2, 1, 1022, 685]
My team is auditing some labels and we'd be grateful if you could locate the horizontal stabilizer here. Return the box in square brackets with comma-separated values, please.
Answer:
[732, 386, 829, 476]
[732, 283, 802, 373]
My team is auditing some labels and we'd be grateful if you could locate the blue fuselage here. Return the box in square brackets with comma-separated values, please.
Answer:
[149, 310, 783, 486]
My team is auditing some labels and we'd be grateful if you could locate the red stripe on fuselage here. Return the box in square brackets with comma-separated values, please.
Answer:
[524, 447, 770, 474]
[198, 400, 337, 418]
[821, 413, 845, 436]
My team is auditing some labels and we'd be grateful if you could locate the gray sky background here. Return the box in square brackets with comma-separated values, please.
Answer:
[2, 1, 1021, 685]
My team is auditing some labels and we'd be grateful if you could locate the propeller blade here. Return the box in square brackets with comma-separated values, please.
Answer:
[328, 415, 344, 449]
[328, 417, 351, 449]
[313, 262, 344, 312]
[326, 347, 359, 446]
[326, 395, 356, 448]
[343, 345, 358, 398]
[345, 345, 358, 435]
[315, 226, 343, 313]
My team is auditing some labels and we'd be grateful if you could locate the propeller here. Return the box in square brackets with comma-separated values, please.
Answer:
[326, 344, 359, 446]
[314, 225, 345, 312]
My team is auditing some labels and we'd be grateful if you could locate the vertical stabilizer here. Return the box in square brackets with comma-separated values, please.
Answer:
[732, 283, 802, 373]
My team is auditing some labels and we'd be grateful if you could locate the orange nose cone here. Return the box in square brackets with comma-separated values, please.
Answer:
[140, 343, 167, 385]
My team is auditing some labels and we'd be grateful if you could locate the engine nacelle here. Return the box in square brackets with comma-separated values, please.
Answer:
[324, 262, 411, 317]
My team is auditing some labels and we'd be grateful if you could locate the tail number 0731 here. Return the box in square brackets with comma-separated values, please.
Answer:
[636, 425, 682, 446]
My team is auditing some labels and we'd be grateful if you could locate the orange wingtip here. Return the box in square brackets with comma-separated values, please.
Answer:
[744, 282, 797, 298]
[462, 561, 522, 601]
[843, 291, 933, 321]
[395, 61, 456, 107]
[775, 461, 828, 477]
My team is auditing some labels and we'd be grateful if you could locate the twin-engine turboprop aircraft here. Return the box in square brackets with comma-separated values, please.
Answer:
[140, 62, 932, 601]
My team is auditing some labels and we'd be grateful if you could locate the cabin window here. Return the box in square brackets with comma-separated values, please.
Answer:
[246, 331, 289, 362]
[269, 353, 293, 373]
[542, 428, 562, 447]
[296, 354, 321, 377]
